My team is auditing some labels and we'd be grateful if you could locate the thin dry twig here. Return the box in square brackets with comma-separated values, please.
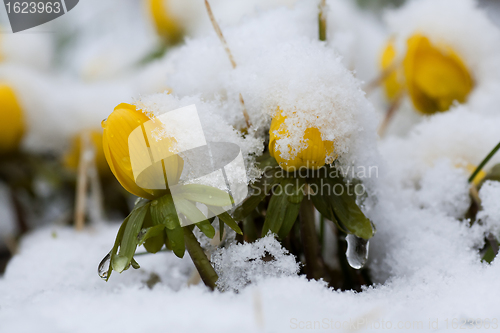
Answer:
[377, 90, 405, 138]
[74, 132, 93, 231]
[364, 58, 402, 96]
[205, 0, 251, 128]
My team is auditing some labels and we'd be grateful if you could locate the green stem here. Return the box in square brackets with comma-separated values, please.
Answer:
[318, 0, 327, 42]
[300, 197, 323, 280]
[183, 226, 219, 291]
[469, 141, 500, 183]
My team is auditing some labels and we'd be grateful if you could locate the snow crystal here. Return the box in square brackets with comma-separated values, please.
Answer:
[478, 180, 500, 236]
[212, 234, 299, 292]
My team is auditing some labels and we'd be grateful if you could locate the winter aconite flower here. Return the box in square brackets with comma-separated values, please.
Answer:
[102, 103, 184, 199]
[269, 109, 334, 171]
[382, 34, 473, 114]
[0, 84, 25, 154]
[148, 0, 183, 44]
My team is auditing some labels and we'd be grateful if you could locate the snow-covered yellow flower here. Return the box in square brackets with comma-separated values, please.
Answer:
[148, 0, 183, 44]
[64, 130, 110, 177]
[102, 103, 184, 199]
[0, 84, 25, 154]
[269, 109, 334, 171]
[381, 34, 473, 114]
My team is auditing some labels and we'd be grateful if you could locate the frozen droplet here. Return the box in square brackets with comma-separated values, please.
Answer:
[98, 252, 111, 280]
[345, 234, 369, 269]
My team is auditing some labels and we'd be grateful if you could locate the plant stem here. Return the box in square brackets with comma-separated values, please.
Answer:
[300, 197, 323, 280]
[318, 0, 327, 41]
[469, 141, 500, 183]
[183, 226, 219, 290]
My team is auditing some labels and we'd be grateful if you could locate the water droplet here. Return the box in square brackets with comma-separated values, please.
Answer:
[345, 234, 369, 269]
[121, 157, 132, 170]
[151, 200, 158, 206]
[208, 195, 213, 199]
[137, 228, 147, 242]
[101, 118, 107, 129]
[98, 252, 111, 280]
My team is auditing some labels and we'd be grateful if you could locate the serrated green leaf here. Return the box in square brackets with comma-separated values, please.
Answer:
[150, 193, 180, 230]
[177, 184, 233, 207]
[104, 214, 130, 281]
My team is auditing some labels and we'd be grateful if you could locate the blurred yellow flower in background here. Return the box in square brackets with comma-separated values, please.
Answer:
[380, 39, 405, 101]
[64, 130, 111, 177]
[381, 34, 473, 114]
[0, 84, 25, 154]
[269, 109, 334, 171]
[148, 0, 183, 45]
[102, 103, 184, 200]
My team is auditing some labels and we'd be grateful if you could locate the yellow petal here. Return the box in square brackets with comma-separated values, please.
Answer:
[269, 108, 335, 171]
[404, 34, 473, 114]
[148, 0, 183, 44]
[103, 103, 184, 199]
[0, 84, 25, 154]
[381, 40, 405, 100]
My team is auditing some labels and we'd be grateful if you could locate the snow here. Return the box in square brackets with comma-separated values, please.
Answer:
[2, 0, 500, 331]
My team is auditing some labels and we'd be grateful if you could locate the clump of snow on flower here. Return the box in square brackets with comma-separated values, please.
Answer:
[159, 1, 380, 177]
[212, 234, 299, 292]
[478, 181, 500, 236]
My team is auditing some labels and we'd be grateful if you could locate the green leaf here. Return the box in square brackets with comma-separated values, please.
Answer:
[165, 226, 185, 258]
[150, 193, 180, 230]
[104, 214, 131, 281]
[233, 166, 280, 220]
[308, 167, 374, 240]
[177, 184, 233, 207]
[196, 220, 216, 239]
[112, 202, 150, 273]
[207, 206, 243, 235]
[261, 180, 301, 239]
[175, 198, 209, 225]
[130, 257, 140, 269]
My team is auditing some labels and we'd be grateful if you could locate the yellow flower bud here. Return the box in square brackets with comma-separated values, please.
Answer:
[148, 0, 183, 44]
[381, 40, 405, 101]
[405, 34, 473, 114]
[269, 109, 334, 171]
[381, 34, 473, 114]
[0, 84, 25, 154]
[102, 103, 184, 199]
[64, 130, 111, 177]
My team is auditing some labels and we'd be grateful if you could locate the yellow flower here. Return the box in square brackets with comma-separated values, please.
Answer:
[0, 84, 25, 154]
[148, 0, 183, 44]
[64, 130, 111, 177]
[269, 109, 334, 171]
[381, 34, 473, 114]
[381, 39, 405, 100]
[404, 34, 473, 114]
[102, 103, 184, 199]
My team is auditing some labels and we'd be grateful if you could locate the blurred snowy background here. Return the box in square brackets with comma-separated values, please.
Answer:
[2, 0, 500, 332]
